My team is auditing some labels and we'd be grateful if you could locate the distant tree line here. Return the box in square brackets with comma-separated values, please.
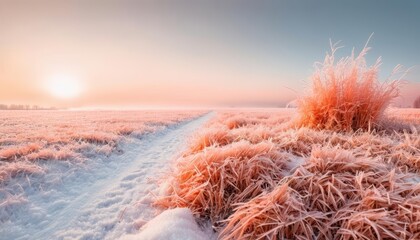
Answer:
[415, 96, 420, 108]
[0, 104, 58, 110]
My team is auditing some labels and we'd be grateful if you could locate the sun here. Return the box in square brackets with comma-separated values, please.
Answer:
[45, 74, 84, 99]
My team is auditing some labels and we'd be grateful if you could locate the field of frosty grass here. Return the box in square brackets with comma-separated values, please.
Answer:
[154, 107, 420, 240]
[0, 110, 210, 240]
[1, 107, 419, 240]
[153, 45, 420, 239]
[0, 110, 206, 226]
[0, 110, 206, 183]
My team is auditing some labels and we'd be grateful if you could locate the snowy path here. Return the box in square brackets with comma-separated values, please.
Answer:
[0, 113, 213, 240]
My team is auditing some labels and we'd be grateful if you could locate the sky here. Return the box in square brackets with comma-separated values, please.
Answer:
[1, 0, 419, 108]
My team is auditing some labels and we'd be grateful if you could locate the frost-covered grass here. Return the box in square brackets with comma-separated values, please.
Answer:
[0, 110, 206, 183]
[384, 107, 420, 127]
[297, 42, 401, 131]
[155, 108, 420, 239]
[0, 112, 211, 239]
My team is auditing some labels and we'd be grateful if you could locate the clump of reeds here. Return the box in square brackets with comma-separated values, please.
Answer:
[186, 126, 232, 154]
[297, 40, 401, 131]
[155, 140, 288, 224]
[219, 183, 328, 239]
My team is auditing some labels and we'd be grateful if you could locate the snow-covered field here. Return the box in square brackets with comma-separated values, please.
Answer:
[0, 110, 206, 183]
[0, 111, 212, 240]
[2, 108, 420, 240]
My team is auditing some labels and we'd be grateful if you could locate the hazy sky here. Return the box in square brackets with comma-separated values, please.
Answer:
[1, 0, 419, 108]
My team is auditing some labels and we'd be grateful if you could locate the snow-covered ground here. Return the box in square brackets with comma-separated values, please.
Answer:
[122, 208, 215, 240]
[0, 113, 214, 240]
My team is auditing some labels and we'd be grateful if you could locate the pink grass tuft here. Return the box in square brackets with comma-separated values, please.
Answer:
[297, 41, 401, 131]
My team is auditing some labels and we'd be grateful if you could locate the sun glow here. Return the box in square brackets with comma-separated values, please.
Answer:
[45, 74, 84, 99]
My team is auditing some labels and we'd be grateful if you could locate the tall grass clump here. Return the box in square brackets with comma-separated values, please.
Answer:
[298, 40, 401, 131]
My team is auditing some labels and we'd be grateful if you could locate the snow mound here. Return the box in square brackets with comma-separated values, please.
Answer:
[122, 208, 211, 240]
